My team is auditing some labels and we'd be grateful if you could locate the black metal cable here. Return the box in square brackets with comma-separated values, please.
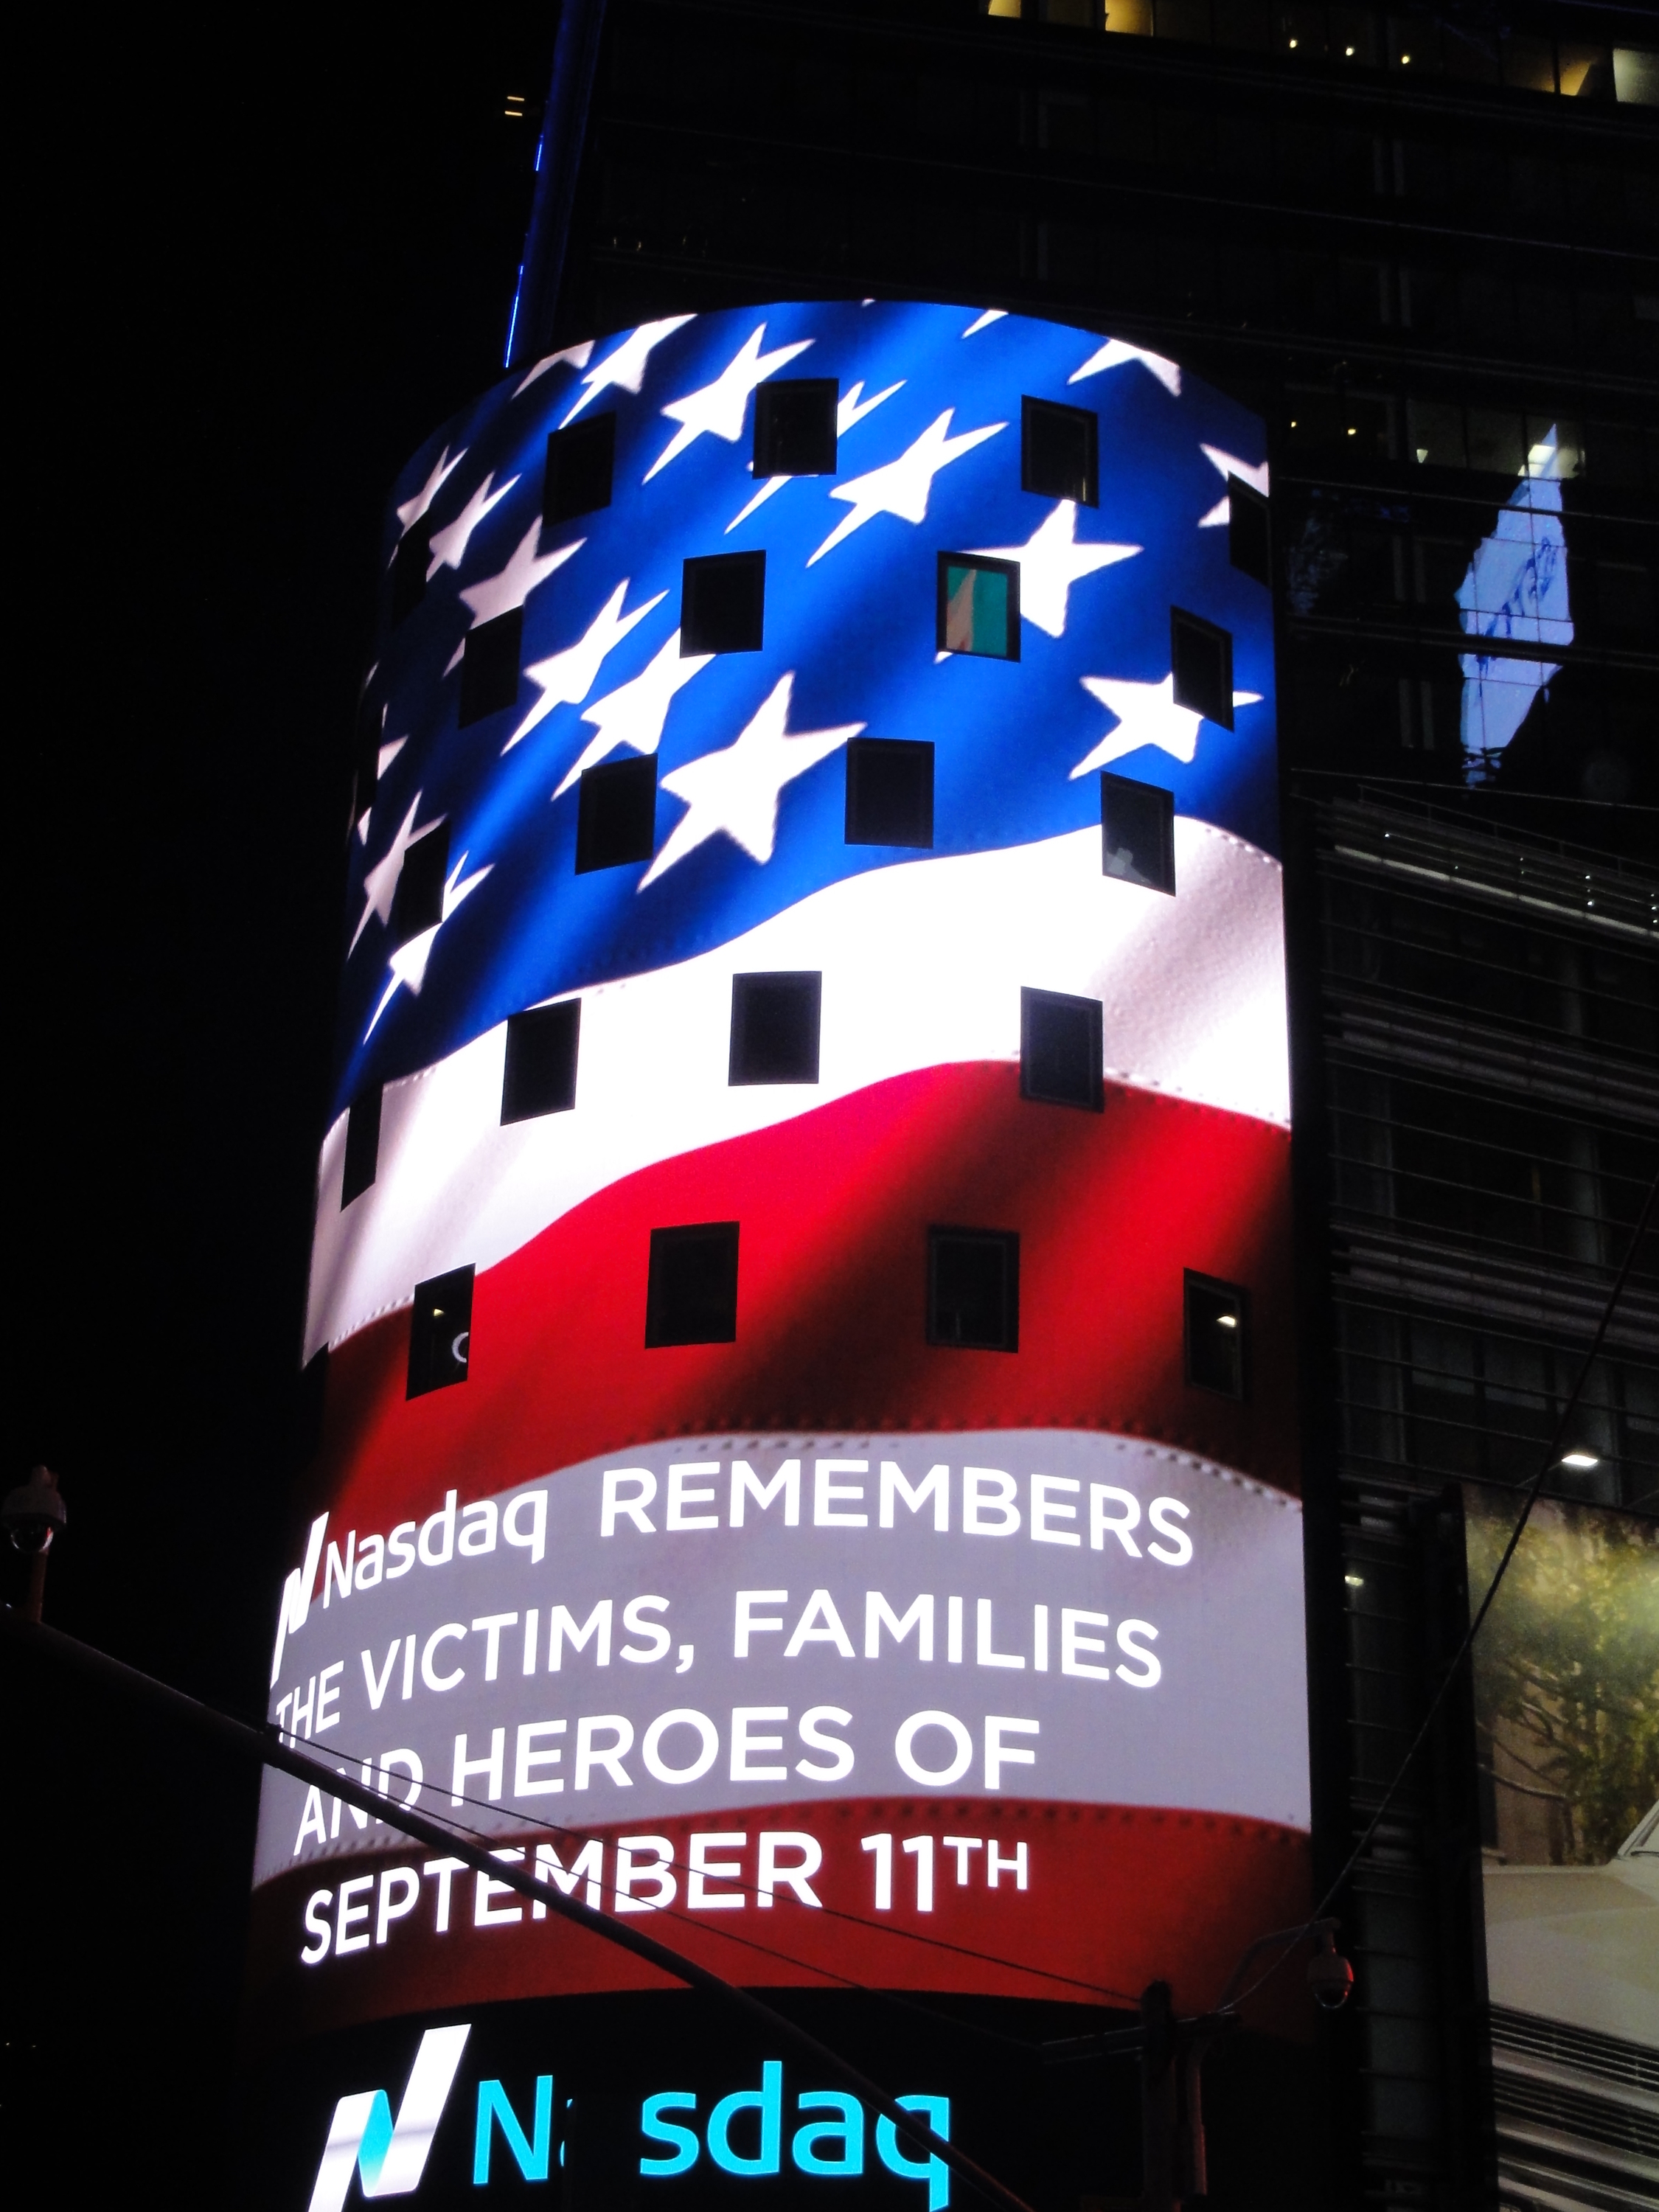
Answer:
[0, 1606, 1038, 2212]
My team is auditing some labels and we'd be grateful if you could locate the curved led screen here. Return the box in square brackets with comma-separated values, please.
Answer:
[251, 301, 1307, 2174]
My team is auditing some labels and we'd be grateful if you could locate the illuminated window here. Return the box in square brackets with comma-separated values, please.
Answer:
[576, 756, 656, 873]
[458, 609, 523, 727]
[1022, 396, 1099, 504]
[1020, 987, 1103, 1110]
[408, 1265, 475, 1398]
[390, 824, 451, 945]
[928, 1228, 1019, 1352]
[1101, 772, 1175, 893]
[645, 1222, 740, 1346]
[341, 1086, 382, 1207]
[543, 414, 615, 526]
[845, 737, 934, 848]
[730, 972, 821, 1085]
[681, 551, 765, 655]
[501, 1001, 580, 1123]
[391, 522, 431, 625]
[1228, 476, 1271, 585]
[1185, 1272, 1248, 1397]
[1170, 607, 1234, 727]
[938, 554, 1020, 658]
[753, 380, 838, 476]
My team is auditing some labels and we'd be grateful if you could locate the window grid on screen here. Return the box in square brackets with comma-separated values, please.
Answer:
[408, 1265, 476, 1399]
[938, 552, 1021, 659]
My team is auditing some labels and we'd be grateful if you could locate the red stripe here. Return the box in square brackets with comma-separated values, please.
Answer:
[307, 1065, 1298, 1532]
[245, 1795, 1312, 2050]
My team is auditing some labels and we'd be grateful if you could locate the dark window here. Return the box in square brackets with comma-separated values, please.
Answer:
[341, 1086, 382, 1206]
[928, 1228, 1019, 1352]
[845, 738, 935, 848]
[1020, 987, 1103, 1110]
[1185, 1272, 1249, 1398]
[390, 824, 451, 945]
[408, 1265, 475, 1398]
[1170, 607, 1235, 728]
[682, 552, 765, 655]
[392, 522, 431, 625]
[730, 972, 821, 1085]
[754, 379, 839, 476]
[543, 415, 616, 527]
[1101, 773, 1176, 894]
[458, 609, 523, 726]
[576, 757, 656, 872]
[501, 1001, 580, 1123]
[354, 695, 383, 819]
[645, 1222, 740, 1347]
[1022, 396, 1099, 505]
[1228, 477, 1272, 585]
[938, 553, 1020, 659]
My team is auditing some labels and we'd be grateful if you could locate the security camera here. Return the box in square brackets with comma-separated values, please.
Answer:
[3, 1467, 67, 1557]
[1307, 1930, 1355, 2011]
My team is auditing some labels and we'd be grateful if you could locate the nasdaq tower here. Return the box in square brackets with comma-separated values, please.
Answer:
[250, 10, 1658, 2211]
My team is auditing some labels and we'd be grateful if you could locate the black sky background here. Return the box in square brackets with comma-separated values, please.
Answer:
[5, 13, 554, 2196]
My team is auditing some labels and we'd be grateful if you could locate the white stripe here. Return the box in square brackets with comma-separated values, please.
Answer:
[306, 820, 1286, 1358]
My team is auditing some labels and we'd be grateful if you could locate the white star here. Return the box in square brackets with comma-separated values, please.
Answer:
[643, 324, 814, 483]
[1068, 338, 1182, 398]
[1070, 674, 1263, 779]
[394, 446, 467, 535]
[426, 470, 521, 577]
[967, 502, 1140, 639]
[355, 734, 409, 842]
[807, 408, 1006, 567]
[350, 796, 443, 953]
[443, 527, 584, 672]
[1197, 444, 1271, 528]
[365, 852, 491, 1038]
[560, 316, 695, 426]
[553, 631, 712, 797]
[962, 308, 1007, 336]
[641, 674, 863, 888]
[504, 581, 668, 752]
[726, 378, 904, 532]
[513, 340, 594, 399]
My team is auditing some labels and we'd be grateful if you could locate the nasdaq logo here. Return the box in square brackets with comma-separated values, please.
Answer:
[307, 2025, 470, 2211]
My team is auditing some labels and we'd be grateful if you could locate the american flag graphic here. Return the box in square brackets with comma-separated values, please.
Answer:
[256, 302, 1309, 2044]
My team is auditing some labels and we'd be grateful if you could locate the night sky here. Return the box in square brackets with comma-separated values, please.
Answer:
[5, 14, 552, 2193]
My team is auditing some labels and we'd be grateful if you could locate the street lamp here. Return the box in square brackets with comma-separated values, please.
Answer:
[3, 1466, 66, 1623]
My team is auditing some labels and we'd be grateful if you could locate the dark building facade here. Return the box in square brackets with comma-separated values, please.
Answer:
[494, 7, 1657, 2209]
